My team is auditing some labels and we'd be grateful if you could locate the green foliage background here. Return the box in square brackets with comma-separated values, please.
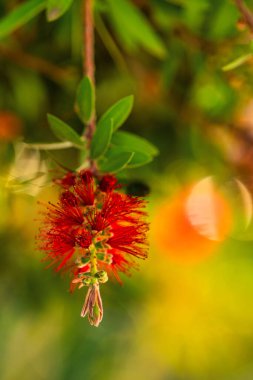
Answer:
[2, 1, 253, 379]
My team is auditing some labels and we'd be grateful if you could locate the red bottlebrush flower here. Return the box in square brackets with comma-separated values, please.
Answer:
[46, 191, 84, 227]
[39, 228, 76, 271]
[99, 174, 119, 192]
[105, 249, 137, 284]
[75, 228, 93, 248]
[74, 170, 95, 205]
[54, 172, 76, 188]
[108, 224, 148, 258]
[37, 170, 149, 326]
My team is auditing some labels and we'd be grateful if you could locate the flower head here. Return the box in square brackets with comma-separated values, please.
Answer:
[54, 172, 76, 188]
[37, 171, 149, 326]
[99, 174, 119, 192]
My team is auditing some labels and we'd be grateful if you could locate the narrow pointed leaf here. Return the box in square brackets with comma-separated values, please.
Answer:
[0, 0, 46, 40]
[47, 0, 74, 21]
[99, 151, 134, 173]
[112, 131, 159, 156]
[222, 54, 252, 72]
[47, 114, 84, 148]
[91, 119, 113, 159]
[107, 0, 166, 58]
[98, 95, 134, 131]
[75, 76, 95, 123]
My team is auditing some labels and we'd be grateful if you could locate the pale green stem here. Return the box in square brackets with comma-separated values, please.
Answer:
[89, 243, 98, 280]
[24, 141, 75, 150]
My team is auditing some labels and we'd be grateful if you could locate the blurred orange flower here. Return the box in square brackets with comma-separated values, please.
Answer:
[0, 111, 22, 141]
[151, 180, 232, 262]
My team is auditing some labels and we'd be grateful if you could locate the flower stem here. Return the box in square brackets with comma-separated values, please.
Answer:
[89, 243, 98, 280]
[82, 0, 96, 142]
[235, 0, 253, 34]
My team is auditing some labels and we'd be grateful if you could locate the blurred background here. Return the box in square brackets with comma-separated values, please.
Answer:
[2, 0, 253, 379]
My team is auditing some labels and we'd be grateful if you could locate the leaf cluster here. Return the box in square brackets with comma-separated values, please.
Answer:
[48, 76, 158, 173]
[0, 0, 160, 174]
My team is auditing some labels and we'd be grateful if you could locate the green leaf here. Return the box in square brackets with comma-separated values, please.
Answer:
[98, 95, 133, 132]
[47, 114, 84, 148]
[99, 150, 134, 173]
[91, 119, 113, 159]
[95, 0, 109, 13]
[206, 1, 238, 40]
[127, 151, 152, 168]
[111, 131, 159, 156]
[75, 76, 95, 123]
[107, 0, 166, 58]
[0, 0, 46, 40]
[222, 54, 252, 72]
[47, 0, 74, 21]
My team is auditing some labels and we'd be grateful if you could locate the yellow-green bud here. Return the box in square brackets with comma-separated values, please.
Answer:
[95, 270, 108, 284]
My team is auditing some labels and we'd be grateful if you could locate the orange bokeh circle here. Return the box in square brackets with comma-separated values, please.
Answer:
[151, 184, 232, 262]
